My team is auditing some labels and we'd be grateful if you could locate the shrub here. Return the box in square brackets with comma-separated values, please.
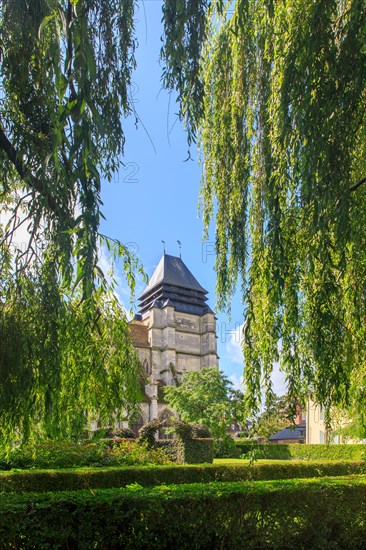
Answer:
[176, 438, 214, 464]
[172, 420, 193, 440]
[1, 477, 366, 548]
[191, 424, 211, 438]
[92, 427, 115, 439]
[138, 419, 214, 464]
[2, 460, 365, 494]
[156, 440, 179, 462]
[0, 440, 172, 470]
[138, 419, 166, 447]
[214, 435, 242, 458]
[109, 440, 171, 466]
[235, 443, 366, 461]
[113, 428, 136, 439]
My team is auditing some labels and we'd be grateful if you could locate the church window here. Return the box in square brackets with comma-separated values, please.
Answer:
[131, 415, 144, 436]
[142, 357, 151, 376]
[158, 410, 174, 439]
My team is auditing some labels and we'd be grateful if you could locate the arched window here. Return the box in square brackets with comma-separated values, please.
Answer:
[142, 357, 151, 376]
[158, 410, 174, 439]
[131, 415, 144, 437]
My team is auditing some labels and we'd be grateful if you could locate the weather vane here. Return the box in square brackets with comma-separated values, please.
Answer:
[177, 240, 182, 258]
[161, 240, 166, 254]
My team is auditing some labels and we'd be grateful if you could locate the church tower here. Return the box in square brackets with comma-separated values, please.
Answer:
[129, 253, 218, 428]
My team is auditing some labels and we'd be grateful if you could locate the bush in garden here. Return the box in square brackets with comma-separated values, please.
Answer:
[171, 420, 193, 440]
[2, 477, 366, 548]
[214, 435, 242, 458]
[234, 443, 366, 461]
[0, 439, 172, 470]
[113, 428, 136, 439]
[138, 419, 167, 448]
[191, 424, 211, 438]
[0, 440, 110, 470]
[1, 460, 366, 494]
[137, 419, 213, 464]
[109, 440, 171, 466]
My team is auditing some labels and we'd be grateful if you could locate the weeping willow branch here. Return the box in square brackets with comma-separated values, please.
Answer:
[350, 176, 366, 193]
[0, 125, 60, 216]
[166, 0, 366, 417]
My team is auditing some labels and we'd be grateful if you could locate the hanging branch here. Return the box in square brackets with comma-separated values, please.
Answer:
[350, 176, 366, 193]
[0, 125, 60, 216]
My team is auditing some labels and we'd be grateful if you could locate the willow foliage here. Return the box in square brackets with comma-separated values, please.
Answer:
[0, 0, 139, 293]
[2, 0, 366, 434]
[0, 258, 142, 444]
[0, 0, 145, 442]
[162, 0, 366, 416]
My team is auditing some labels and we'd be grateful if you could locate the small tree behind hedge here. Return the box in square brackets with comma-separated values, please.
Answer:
[164, 367, 242, 440]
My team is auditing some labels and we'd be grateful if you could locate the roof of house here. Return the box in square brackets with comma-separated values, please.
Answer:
[268, 424, 306, 441]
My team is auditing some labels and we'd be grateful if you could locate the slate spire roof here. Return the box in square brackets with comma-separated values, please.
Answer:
[138, 254, 213, 316]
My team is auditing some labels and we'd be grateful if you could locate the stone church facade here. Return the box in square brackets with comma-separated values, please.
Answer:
[127, 253, 219, 432]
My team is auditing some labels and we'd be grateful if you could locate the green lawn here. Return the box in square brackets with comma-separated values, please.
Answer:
[214, 457, 361, 465]
[214, 458, 305, 465]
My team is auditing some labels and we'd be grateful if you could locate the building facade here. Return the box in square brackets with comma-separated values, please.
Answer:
[127, 253, 219, 432]
[306, 399, 366, 444]
[306, 399, 327, 444]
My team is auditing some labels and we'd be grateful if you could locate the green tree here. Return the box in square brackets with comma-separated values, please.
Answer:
[162, 0, 366, 419]
[0, 258, 142, 444]
[0, 0, 143, 294]
[164, 367, 242, 439]
[0, 0, 215, 444]
[255, 395, 293, 441]
[331, 397, 366, 443]
[3, 0, 366, 437]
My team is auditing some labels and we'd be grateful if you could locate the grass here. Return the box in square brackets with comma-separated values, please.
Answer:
[213, 458, 359, 465]
[214, 458, 292, 465]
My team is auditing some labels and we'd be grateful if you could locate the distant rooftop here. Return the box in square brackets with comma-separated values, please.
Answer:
[138, 254, 212, 316]
[268, 424, 306, 442]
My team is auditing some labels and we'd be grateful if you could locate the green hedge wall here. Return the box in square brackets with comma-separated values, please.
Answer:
[157, 438, 213, 464]
[176, 438, 214, 464]
[1, 476, 366, 548]
[236, 443, 366, 460]
[0, 438, 213, 470]
[0, 439, 171, 470]
[2, 461, 366, 494]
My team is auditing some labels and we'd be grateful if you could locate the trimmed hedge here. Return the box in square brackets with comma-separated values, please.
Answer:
[2, 460, 366, 493]
[0, 440, 172, 470]
[0, 437, 213, 470]
[139, 419, 213, 464]
[1, 476, 366, 548]
[236, 443, 366, 461]
[157, 438, 214, 464]
[176, 438, 214, 464]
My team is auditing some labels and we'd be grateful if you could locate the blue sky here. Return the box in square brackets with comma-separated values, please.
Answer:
[99, 1, 285, 394]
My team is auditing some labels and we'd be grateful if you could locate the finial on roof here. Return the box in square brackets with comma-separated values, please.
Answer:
[161, 240, 166, 255]
[177, 240, 182, 258]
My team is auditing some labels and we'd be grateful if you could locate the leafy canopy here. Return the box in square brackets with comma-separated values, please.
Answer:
[162, 0, 366, 418]
[0, 0, 142, 296]
[0, 0, 222, 443]
[164, 367, 243, 439]
[0, 0, 145, 443]
[0, 262, 142, 444]
[255, 395, 295, 441]
[2, 0, 366, 438]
